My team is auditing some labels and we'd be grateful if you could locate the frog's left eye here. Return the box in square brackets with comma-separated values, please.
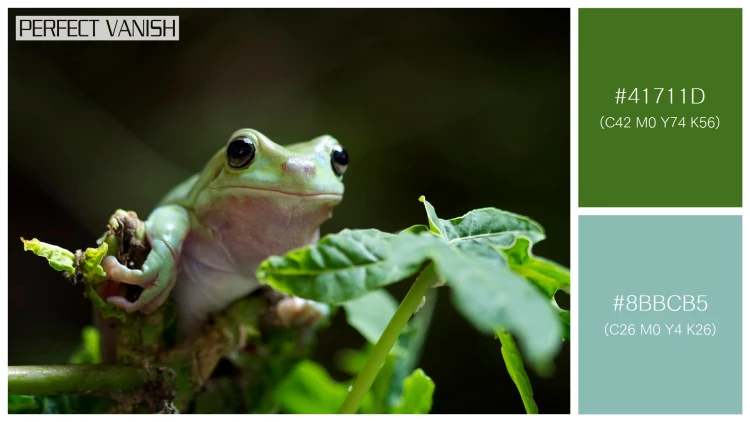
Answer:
[331, 146, 349, 176]
[227, 136, 256, 169]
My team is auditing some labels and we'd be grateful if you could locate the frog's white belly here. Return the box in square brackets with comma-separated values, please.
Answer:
[172, 252, 260, 338]
[174, 193, 333, 338]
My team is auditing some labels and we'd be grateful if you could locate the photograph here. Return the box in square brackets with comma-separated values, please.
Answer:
[8, 8, 571, 414]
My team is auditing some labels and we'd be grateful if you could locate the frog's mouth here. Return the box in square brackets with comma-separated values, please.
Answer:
[210, 185, 343, 200]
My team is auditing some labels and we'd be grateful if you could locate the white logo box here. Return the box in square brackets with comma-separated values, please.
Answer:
[15, 16, 179, 41]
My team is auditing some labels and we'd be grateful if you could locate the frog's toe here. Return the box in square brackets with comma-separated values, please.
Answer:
[277, 296, 329, 328]
[102, 256, 156, 286]
[106, 296, 142, 313]
[139, 280, 174, 314]
[106, 279, 174, 315]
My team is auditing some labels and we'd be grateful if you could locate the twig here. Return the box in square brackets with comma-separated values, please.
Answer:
[8, 365, 146, 396]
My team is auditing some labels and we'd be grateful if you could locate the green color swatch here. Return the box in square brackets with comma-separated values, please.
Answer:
[579, 9, 742, 207]
[579, 216, 742, 414]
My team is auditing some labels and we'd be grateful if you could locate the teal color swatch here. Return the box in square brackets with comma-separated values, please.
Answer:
[579, 216, 741, 413]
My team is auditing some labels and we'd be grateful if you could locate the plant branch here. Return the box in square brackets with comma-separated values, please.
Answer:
[338, 263, 437, 414]
[8, 365, 146, 396]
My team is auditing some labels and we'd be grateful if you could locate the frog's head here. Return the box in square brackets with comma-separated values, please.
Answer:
[207, 128, 347, 201]
[193, 129, 347, 257]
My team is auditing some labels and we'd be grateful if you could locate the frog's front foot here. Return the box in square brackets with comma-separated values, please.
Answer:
[102, 205, 188, 314]
[101, 246, 176, 314]
[276, 296, 329, 328]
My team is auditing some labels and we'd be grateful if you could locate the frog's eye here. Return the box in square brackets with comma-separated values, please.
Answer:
[331, 146, 349, 176]
[227, 136, 256, 169]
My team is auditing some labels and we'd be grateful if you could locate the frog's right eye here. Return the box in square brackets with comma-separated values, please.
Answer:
[330, 145, 349, 176]
[227, 136, 256, 169]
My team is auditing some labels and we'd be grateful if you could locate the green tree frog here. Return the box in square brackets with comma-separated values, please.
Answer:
[101, 128, 348, 338]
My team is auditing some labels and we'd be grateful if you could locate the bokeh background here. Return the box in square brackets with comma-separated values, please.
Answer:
[8, 8, 570, 413]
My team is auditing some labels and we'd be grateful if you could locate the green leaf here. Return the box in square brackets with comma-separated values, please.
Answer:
[418, 195, 444, 236]
[69, 326, 101, 364]
[20, 237, 120, 320]
[502, 237, 570, 298]
[21, 233, 124, 321]
[257, 229, 423, 304]
[447, 254, 561, 367]
[390, 369, 435, 414]
[80, 241, 126, 322]
[390, 233, 561, 367]
[554, 302, 570, 341]
[496, 330, 538, 414]
[9, 396, 73, 414]
[9, 394, 111, 414]
[336, 347, 370, 376]
[342, 290, 399, 344]
[21, 238, 75, 274]
[400, 224, 431, 235]
[8, 396, 41, 413]
[419, 196, 546, 248]
[81, 242, 108, 285]
[274, 360, 374, 414]
[502, 237, 570, 341]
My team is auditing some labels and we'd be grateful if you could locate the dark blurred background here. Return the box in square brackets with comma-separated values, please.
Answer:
[8, 8, 570, 413]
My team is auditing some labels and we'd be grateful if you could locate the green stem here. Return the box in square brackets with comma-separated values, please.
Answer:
[8, 365, 147, 396]
[338, 263, 437, 414]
